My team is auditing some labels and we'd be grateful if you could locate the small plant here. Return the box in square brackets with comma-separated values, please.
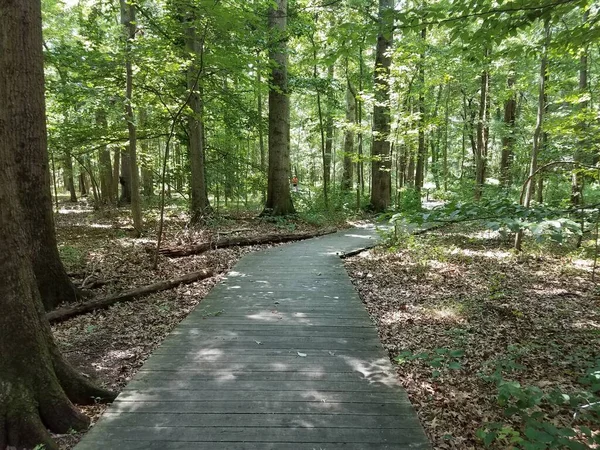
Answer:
[395, 347, 465, 378]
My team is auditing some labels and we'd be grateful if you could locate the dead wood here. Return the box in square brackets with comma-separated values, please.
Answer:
[47, 269, 216, 323]
[159, 228, 337, 258]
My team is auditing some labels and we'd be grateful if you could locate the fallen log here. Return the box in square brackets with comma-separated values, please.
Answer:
[159, 228, 337, 258]
[47, 269, 216, 323]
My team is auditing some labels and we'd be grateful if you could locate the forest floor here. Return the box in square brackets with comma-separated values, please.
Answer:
[50, 199, 345, 449]
[345, 225, 600, 449]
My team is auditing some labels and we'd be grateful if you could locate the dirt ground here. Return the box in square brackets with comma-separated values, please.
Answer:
[345, 226, 600, 449]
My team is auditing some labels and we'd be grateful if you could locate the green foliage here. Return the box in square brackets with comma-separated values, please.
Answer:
[395, 347, 465, 378]
[389, 198, 587, 245]
[58, 245, 85, 267]
[477, 359, 600, 449]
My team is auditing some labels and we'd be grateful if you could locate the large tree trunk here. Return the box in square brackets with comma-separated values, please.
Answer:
[474, 49, 490, 201]
[113, 147, 121, 202]
[8, 9, 78, 312]
[500, 73, 516, 187]
[515, 18, 550, 251]
[369, 0, 394, 212]
[342, 80, 355, 191]
[263, 0, 295, 216]
[121, 0, 142, 236]
[186, 15, 211, 224]
[0, 3, 116, 448]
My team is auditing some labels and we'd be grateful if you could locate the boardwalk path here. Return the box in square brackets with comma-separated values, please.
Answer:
[76, 226, 430, 449]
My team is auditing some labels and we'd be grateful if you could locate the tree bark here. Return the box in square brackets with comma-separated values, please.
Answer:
[139, 110, 154, 197]
[370, 0, 394, 212]
[0, 3, 116, 448]
[121, 0, 142, 236]
[263, 0, 295, 216]
[342, 80, 355, 191]
[324, 65, 335, 202]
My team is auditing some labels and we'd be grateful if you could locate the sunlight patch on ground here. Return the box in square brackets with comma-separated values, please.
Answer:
[58, 207, 94, 214]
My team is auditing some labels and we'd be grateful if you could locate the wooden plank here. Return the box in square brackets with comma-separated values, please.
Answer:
[76, 440, 427, 450]
[107, 400, 413, 416]
[134, 370, 396, 383]
[115, 389, 408, 404]
[123, 380, 401, 393]
[96, 412, 422, 429]
[82, 425, 426, 444]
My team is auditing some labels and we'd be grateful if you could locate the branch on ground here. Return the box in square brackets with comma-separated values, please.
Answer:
[47, 269, 216, 323]
[158, 228, 337, 258]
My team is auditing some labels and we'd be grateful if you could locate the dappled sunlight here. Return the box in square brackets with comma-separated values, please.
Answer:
[448, 246, 512, 260]
[339, 355, 399, 388]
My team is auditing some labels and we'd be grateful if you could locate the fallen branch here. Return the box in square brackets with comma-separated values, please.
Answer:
[47, 269, 216, 323]
[159, 228, 337, 258]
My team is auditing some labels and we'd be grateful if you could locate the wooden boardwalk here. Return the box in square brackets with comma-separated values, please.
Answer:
[76, 227, 431, 449]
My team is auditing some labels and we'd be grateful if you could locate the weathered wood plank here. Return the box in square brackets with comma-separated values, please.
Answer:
[115, 389, 408, 403]
[82, 425, 426, 444]
[96, 412, 422, 429]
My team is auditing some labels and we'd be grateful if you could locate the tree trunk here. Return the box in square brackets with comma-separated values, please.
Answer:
[113, 147, 121, 202]
[500, 72, 516, 187]
[475, 49, 490, 201]
[0, 2, 116, 448]
[257, 51, 266, 202]
[121, 0, 142, 236]
[139, 110, 153, 197]
[443, 83, 450, 191]
[370, 0, 394, 212]
[187, 37, 211, 224]
[342, 80, 355, 191]
[572, 11, 589, 207]
[64, 150, 77, 202]
[324, 64, 335, 202]
[119, 146, 132, 204]
[97, 110, 113, 205]
[515, 18, 550, 251]
[415, 27, 426, 195]
[263, 0, 295, 216]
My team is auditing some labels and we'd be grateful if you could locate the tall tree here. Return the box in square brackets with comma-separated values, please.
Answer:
[515, 18, 551, 251]
[342, 79, 355, 191]
[263, 0, 295, 215]
[415, 26, 427, 195]
[500, 72, 517, 186]
[120, 0, 142, 236]
[370, 0, 394, 211]
[186, 8, 211, 223]
[0, 2, 115, 448]
[474, 48, 490, 201]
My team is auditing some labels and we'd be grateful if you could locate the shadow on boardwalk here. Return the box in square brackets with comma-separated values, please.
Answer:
[76, 226, 431, 450]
